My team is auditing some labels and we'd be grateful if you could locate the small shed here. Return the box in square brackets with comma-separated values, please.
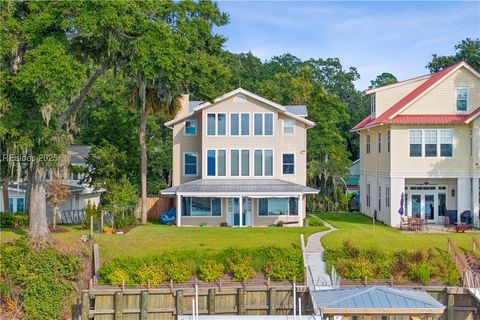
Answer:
[311, 286, 445, 318]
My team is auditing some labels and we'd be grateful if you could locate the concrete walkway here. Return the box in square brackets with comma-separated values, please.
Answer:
[305, 215, 337, 290]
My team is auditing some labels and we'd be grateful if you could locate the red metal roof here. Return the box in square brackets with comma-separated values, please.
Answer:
[352, 62, 471, 131]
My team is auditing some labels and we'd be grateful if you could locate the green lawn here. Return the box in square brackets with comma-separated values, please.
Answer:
[1, 221, 327, 261]
[319, 212, 479, 253]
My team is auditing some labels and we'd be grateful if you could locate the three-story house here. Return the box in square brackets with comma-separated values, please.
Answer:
[160, 88, 318, 226]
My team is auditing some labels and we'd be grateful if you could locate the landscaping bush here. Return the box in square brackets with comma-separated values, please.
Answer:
[137, 263, 167, 286]
[108, 269, 130, 286]
[198, 260, 224, 282]
[165, 257, 191, 283]
[227, 254, 256, 281]
[0, 239, 81, 319]
[263, 247, 303, 281]
[0, 212, 29, 228]
[324, 238, 460, 285]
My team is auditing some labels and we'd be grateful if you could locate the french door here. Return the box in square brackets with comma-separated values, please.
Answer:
[408, 193, 445, 223]
[226, 198, 253, 227]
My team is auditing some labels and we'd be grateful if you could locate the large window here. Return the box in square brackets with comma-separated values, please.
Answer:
[456, 88, 468, 111]
[184, 120, 197, 136]
[366, 134, 371, 154]
[182, 197, 221, 216]
[258, 197, 298, 216]
[370, 94, 376, 114]
[184, 152, 198, 176]
[231, 150, 239, 176]
[8, 197, 23, 212]
[241, 113, 250, 135]
[254, 149, 273, 176]
[282, 154, 295, 174]
[409, 130, 422, 157]
[230, 113, 239, 136]
[231, 113, 250, 136]
[283, 119, 295, 134]
[409, 129, 453, 157]
[241, 150, 250, 176]
[206, 113, 226, 136]
[207, 149, 226, 176]
[254, 113, 274, 136]
[425, 130, 437, 157]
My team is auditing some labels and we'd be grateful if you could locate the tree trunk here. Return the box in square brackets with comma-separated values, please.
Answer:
[28, 163, 51, 247]
[2, 179, 9, 213]
[139, 80, 148, 224]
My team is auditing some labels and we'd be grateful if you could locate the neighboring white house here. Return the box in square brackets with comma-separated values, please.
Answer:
[352, 61, 480, 227]
[0, 146, 102, 224]
[160, 88, 319, 226]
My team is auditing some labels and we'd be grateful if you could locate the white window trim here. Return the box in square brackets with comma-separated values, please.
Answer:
[366, 134, 371, 154]
[256, 197, 298, 217]
[282, 119, 295, 135]
[370, 94, 376, 114]
[282, 152, 295, 175]
[408, 128, 454, 158]
[183, 119, 197, 136]
[206, 149, 227, 177]
[182, 197, 222, 217]
[253, 148, 274, 177]
[206, 112, 227, 136]
[183, 152, 198, 177]
[455, 87, 468, 112]
[253, 112, 275, 136]
[386, 186, 390, 208]
[229, 112, 252, 137]
[229, 148, 252, 177]
[8, 196, 25, 213]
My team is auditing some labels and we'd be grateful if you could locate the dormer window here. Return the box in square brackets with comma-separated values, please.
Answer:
[456, 88, 467, 111]
[370, 94, 376, 114]
[184, 120, 197, 136]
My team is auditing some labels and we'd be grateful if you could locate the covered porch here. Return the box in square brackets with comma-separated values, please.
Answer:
[160, 179, 318, 227]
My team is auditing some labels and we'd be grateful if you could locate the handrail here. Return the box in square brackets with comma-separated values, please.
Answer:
[473, 237, 480, 254]
[448, 238, 480, 289]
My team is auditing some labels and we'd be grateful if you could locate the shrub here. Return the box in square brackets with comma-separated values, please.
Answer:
[342, 239, 360, 258]
[198, 260, 224, 282]
[137, 263, 167, 286]
[339, 257, 375, 280]
[263, 248, 303, 281]
[0, 239, 81, 319]
[408, 262, 431, 285]
[227, 254, 256, 281]
[0, 212, 29, 228]
[109, 269, 130, 286]
[165, 257, 191, 283]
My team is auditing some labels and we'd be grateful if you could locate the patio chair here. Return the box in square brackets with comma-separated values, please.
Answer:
[460, 210, 473, 229]
[443, 216, 455, 232]
[400, 216, 409, 230]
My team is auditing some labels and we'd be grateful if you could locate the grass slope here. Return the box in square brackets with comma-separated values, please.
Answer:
[1, 222, 327, 261]
[319, 212, 478, 253]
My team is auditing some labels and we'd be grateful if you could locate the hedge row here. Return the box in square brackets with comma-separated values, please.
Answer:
[99, 246, 304, 286]
[0, 212, 29, 228]
[324, 239, 461, 285]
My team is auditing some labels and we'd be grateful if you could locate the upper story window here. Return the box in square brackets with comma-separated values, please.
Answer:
[370, 94, 376, 114]
[207, 149, 226, 177]
[184, 120, 197, 136]
[378, 132, 381, 154]
[254, 149, 273, 176]
[283, 119, 295, 134]
[254, 113, 274, 136]
[282, 153, 295, 174]
[366, 134, 371, 154]
[456, 88, 468, 111]
[230, 149, 250, 176]
[184, 152, 198, 176]
[230, 113, 250, 136]
[207, 113, 226, 136]
[366, 184, 371, 207]
[409, 130, 422, 157]
[409, 129, 453, 158]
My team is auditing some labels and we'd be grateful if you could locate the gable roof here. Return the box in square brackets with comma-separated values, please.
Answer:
[67, 146, 91, 165]
[165, 88, 314, 128]
[352, 61, 480, 131]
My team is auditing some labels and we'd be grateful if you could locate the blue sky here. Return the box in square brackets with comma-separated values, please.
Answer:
[215, 1, 480, 90]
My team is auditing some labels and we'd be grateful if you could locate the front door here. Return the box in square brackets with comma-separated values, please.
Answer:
[226, 198, 252, 227]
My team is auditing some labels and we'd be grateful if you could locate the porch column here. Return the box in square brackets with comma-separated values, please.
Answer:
[176, 195, 182, 227]
[239, 196, 243, 227]
[473, 178, 479, 226]
[298, 195, 303, 227]
[457, 177, 471, 223]
[389, 177, 405, 228]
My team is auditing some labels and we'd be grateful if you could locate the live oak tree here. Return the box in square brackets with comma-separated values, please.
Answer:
[369, 72, 397, 89]
[427, 38, 480, 72]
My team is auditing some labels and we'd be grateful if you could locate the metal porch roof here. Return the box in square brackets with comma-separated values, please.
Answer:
[160, 179, 319, 196]
[311, 286, 445, 316]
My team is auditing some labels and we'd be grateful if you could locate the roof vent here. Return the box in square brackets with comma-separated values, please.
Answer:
[234, 94, 247, 103]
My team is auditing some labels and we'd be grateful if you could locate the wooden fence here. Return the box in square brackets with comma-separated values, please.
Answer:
[81, 285, 312, 320]
[134, 197, 174, 222]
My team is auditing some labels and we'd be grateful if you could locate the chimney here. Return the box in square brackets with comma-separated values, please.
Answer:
[177, 93, 190, 117]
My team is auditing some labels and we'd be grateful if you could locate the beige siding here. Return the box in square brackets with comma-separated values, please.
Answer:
[172, 112, 202, 186]
[200, 95, 307, 185]
[359, 126, 391, 177]
[390, 125, 472, 175]
[373, 77, 428, 118]
[405, 178, 457, 210]
[402, 67, 480, 115]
